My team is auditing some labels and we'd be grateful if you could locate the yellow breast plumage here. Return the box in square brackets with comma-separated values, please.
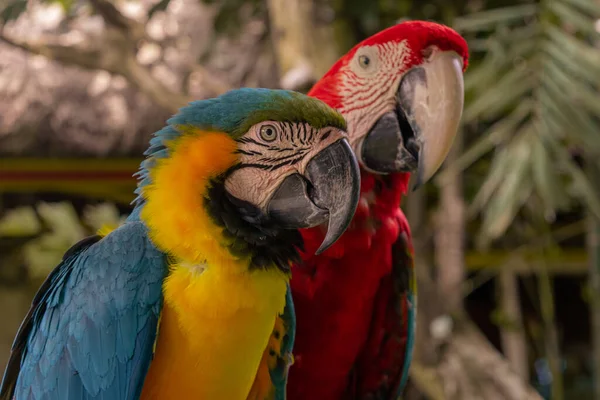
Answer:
[140, 264, 287, 400]
[138, 132, 289, 400]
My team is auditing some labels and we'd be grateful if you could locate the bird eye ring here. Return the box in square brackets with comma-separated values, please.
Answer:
[259, 124, 278, 142]
[358, 55, 371, 69]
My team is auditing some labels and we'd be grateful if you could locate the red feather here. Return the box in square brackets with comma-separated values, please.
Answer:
[288, 173, 409, 400]
[308, 20, 468, 109]
[287, 21, 468, 400]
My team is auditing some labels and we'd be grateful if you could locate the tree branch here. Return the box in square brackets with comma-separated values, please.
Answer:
[89, 0, 145, 41]
[190, 64, 233, 96]
[0, 31, 191, 113]
[125, 57, 191, 111]
[0, 0, 245, 113]
[0, 0, 233, 113]
[0, 33, 124, 73]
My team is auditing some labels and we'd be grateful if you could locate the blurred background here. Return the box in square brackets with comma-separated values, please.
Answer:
[0, 0, 599, 398]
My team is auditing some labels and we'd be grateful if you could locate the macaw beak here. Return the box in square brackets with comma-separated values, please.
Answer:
[359, 50, 464, 188]
[266, 139, 360, 254]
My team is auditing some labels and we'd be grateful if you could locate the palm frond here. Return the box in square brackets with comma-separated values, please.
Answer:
[454, 4, 538, 32]
[454, 0, 600, 243]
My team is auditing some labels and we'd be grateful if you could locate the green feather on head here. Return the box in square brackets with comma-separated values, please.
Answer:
[172, 88, 347, 139]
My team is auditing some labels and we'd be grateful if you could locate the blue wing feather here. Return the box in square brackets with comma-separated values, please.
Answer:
[397, 290, 415, 398]
[271, 283, 296, 400]
[0, 222, 167, 400]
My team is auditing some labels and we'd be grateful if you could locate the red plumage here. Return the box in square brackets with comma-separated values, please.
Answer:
[287, 21, 468, 400]
[308, 20, 468, 110]
[289, 173, 410, 400]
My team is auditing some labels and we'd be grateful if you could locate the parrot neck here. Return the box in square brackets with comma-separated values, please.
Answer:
[139, 131, 298, 274]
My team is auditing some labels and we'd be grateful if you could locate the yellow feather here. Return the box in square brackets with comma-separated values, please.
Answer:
[96, 224, 117, 238]
[140, 131, 240, 266]
[138, 131, 289, 400]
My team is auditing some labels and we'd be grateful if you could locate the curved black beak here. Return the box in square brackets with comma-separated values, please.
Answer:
[266, 139, 360, 254]
[359, 50, 464, 188]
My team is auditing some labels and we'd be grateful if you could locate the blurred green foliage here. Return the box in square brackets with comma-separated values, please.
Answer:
[200, 0, 265, 35]
[0, 202, 125, 280]
[453, 1, 600, 246]
[0, 0, 27, 22]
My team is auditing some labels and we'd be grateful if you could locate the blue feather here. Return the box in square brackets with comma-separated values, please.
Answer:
[271, 284, 296, 400]
[397, 291, 416, 397]
[0, 223, 167, 400]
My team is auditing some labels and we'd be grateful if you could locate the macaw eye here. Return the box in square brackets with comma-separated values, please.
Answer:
[352, 47, 378, 76]
[358, 55, 371, 69]
[259, 124, 278, 142]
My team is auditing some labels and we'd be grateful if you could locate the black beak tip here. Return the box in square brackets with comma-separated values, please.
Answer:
[308, 139, 361, 255]
[314, 227, 343, 254]
[412, 178, 424, 192]
[411, 151, 426, 191]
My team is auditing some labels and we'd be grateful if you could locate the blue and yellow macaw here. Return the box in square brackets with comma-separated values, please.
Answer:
[0, 88, 361, 400]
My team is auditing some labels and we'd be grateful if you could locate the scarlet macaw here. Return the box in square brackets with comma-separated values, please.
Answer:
[288, 21, 469, 399]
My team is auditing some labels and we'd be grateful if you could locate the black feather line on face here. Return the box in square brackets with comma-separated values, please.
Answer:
[268, 156, 306, 170]
[235, 137, 270, 147]
[258, 149, 308, 163]
[204, 176, 303, 272]
[233, 151, 307, 172]
[236, 149, 263, 156]
[308, 127, 315, 142]
[299, 124, 307, 145]
[285, 122, 293, 141]
[232, 163, 272, 171]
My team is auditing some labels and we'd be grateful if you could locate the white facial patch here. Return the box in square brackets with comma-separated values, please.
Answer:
[337, 40, 411, 150]
[224, 121, 347, 210]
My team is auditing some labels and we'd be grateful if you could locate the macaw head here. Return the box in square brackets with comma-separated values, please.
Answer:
[137, 88, 360, 264]
[309, 21, 469, 187]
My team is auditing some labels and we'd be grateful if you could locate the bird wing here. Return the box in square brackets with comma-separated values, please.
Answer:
[247, 283, 296, 400]
[272, 284, 296, 400]
[353, 227, 416, 400]
[0, 222, 167, 400]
